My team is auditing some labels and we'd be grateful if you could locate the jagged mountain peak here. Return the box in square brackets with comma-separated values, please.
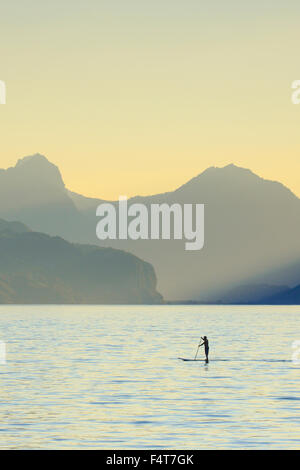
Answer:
[16, 153, 50, 166]
[173, 163, 298, 203]
[1, 153, 65, 191]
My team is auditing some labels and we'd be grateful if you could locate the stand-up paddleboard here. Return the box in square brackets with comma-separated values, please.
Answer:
[180, 336, 209, 363]
[178, 357, 208, 362]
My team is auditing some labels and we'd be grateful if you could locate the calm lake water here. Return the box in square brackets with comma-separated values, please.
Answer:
[0, 305, 300, 449]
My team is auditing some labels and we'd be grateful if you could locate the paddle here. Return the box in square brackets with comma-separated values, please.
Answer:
[194, 336, 203, 360]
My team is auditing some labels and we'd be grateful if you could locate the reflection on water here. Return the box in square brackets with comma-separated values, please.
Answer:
[0, 305, 300, 449]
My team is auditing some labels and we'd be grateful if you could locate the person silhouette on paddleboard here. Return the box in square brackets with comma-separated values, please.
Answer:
[199, 336, 209, 362]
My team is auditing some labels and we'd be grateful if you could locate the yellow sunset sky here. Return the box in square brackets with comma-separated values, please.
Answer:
[1, 1, 300, 199]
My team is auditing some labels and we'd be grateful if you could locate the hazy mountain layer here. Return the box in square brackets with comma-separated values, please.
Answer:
[2, 155, 300, 300]
[70, 164, 300, 300]
[0, 155, 89, 242]
[261, 284, 300, 304]
[214, 283, 289, 304]
[0, 219, 162, 304]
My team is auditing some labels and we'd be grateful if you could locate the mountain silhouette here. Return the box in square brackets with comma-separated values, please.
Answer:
[0, 154, 89, 242]
[260, 284, 300, 304]
[70, 163, 300, 300]
[0, 218, 162, 304]
[215, 283, 289, 304]
[2, 155, 300, 300]
[0, 218, 31, 234]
